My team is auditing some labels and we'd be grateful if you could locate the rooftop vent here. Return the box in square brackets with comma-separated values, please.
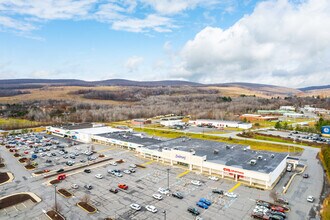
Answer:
[190, 149, 196, 155]
[226, 145, 230, 149]
[243, 147, 247, 151]
[249, 159, 257, 165]
[214, 150, 219, 154]
[257, 155, 263, 160]
[271, 154, 275, 158]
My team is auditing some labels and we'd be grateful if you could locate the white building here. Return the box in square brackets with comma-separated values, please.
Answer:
[280, 106, 296, 111]
[283, 113, 305, 118]
[46, 123, 132, 143]
[190, 119, 252, 129]
[91, 132, 287, 189]
[160, 120, 185, 127]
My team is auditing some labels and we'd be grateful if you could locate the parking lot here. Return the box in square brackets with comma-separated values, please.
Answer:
[260, 130, 330, 144]
[0, 132, 322, 219]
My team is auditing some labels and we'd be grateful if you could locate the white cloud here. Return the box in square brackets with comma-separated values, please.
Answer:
[112, 14, 174, 32]
[178, 0, 330, 87]
[125, 56, 144, 72]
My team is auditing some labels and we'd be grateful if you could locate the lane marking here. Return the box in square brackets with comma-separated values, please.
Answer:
[141, 161, 154, 166]
[228, 182, 241, 192]
[177, 170, 190, 178]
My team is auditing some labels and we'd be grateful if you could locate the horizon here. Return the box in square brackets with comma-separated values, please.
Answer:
[1, 0, 330, 87]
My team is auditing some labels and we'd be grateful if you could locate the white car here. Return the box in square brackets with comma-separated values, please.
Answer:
[129, 164, 137, 168]
[225, 192, 238, 198]
[307, 196, 314, 203]
[146, 205, 157, 213]
[110, 161, 117, 166]
[115, 172, 123, 177]
[191, 180, 202, 186]
[130, 203, 141, 211]
[158, 187, 170, 195]
[95, 174, 103, 179]
[152, 194, 163, 200]
[71, 184, 79, 189]
[208, 176, 219, 181]
[123, 170, 131, 174]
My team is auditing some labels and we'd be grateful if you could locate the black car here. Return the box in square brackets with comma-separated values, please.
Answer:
[57, 168, 64, 173]
[84, 184, 93, 190]
[187, 207, 200, 216]
[84, 169, 91, 173]
[212, 189, 224, 195]
[271, 211, 286, 218]
[109, 188, 119, 194]
[172, 192, 184, 199]
[46, 159, 52, 163]
[303, 173, 309, 178]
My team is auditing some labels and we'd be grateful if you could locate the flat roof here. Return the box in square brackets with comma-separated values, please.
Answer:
[98, 132, 164, 146]
[54, 123, 94, 130]
[192, 119, 250, 125]
[145, 138, 287, 174]
[73, 126, 124, 135]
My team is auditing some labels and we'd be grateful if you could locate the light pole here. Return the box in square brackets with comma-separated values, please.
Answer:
[163, 210, 167, 220]
[54, 184, 57, 212]
[167, 168, 170, 190]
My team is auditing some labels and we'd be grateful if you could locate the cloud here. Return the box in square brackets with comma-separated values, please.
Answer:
[177, 0, 330, 87]
[125, 56, 144, 72]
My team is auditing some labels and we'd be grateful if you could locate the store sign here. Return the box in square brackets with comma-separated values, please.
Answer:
[223, 167, 244, 175]
[175, 154, 187, 160]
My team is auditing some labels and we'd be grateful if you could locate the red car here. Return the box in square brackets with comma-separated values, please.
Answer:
[118, 184, 128, 190]
[271, 206, 284, 213]
[57, 174, 66, 180]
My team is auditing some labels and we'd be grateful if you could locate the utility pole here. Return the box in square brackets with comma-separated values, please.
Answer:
[54, 184, 57, 212]
[163, 210, 167, 220]
[167, 168, 170, 190]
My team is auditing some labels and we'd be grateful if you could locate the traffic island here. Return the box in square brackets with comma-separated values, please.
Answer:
[0, 172, 14, 185]
[19, 158, 28, 163]
[46, 210, 66, 220]
[57, 189, 73, 198]
[77, 202, 97, 214]
[0, 192, 41, 209]
[25, 164, 36, 170]
[50, 179, 61, 185]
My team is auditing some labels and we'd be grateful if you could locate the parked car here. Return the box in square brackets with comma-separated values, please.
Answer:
[115, 172, 123, 177]
[212, 189, 224, 195]
[71, 184, 79, 189]
[129, 168, 136, 173]
[208, 176, 219, 181]
[123, 170, 131, 174]
[146, 205, 157, 213]
[95, 174, 103, 179]
[110, 161, 117, 166]
[118, 184, 128, 190]
[153, 194, 163, 200]
[270, 211, 286, 218]
[158, 187, 169, 195]
[109, 188, 119, 194]
[84, 184, 93, 190]
[172, 192, 184, 199]
[46, 159, 52, 163]
[191, 180, 202, 186]
[196, 201, 208, 209]
[303, 173, 309, 178]
[130, 203, 141, 211]
[269, 215, 284, 220]
[307, 196, 314, 203]
[56, 168, 64, 173]
[84, 169, 91, 173]
[199, 198, 212, 206]
[129, 164, 137, 168]
[225, 192, 238, 198]
[187, 207, 200, 216]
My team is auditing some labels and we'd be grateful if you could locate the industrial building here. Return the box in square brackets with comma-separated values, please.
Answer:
[239, 114, 279, 121]
[190, 119, 252, 129]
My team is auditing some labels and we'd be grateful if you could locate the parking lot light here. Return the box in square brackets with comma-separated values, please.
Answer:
[167, 168, 170, 190]
[54, 184, 57, 212]
[163, 210, 166, 220]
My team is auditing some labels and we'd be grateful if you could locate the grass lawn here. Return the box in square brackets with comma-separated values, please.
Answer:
[134, 127, 303, 153]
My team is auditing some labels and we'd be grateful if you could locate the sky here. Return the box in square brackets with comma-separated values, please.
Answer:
[0, 0, 330, 88]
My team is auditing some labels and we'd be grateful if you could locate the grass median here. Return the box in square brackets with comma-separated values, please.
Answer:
[134, 127, 304, 153]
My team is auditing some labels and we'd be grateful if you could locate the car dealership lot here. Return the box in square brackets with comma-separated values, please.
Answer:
[0, 133, 321, 219]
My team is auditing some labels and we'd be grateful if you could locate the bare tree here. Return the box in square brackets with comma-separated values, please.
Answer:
[269, 190, 278, 203]
[81, 194, 91, 203]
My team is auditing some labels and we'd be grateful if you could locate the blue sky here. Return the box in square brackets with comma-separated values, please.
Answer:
[1, 0, 330, 87]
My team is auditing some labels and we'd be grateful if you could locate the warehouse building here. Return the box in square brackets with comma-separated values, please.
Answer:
[91, 131, 287, 189]
[240, 114, 279, 121]
[190, 119, 252, 129]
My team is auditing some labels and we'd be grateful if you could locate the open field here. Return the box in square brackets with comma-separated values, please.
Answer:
[134, 127, 304, 153]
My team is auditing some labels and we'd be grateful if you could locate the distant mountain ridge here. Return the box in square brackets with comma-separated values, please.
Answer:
[0, 78, 327, 96]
